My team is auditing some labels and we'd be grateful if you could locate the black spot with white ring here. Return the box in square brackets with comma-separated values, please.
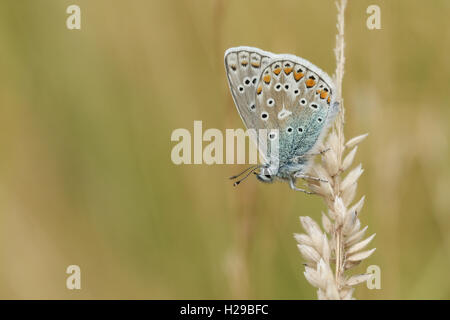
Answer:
[284, 84, 290, 91]
[300, 98, 307, 106]
[297, 127, 304, 133]
[310, 103, 318, 110]
[249, 104, 256, 111]
[286, 127, 293, 134]
[244, 77, 251, 86]
[267, 98, 275, 107]
[238, 85, 244, 93]
[275, 83, 282, 91]
[261, 112, 269, 120]
[318, 117, 323, 123]
[294, 89, 300, 95]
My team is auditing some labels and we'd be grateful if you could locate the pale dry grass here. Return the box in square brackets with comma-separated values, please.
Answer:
[294, 0, 376, 299]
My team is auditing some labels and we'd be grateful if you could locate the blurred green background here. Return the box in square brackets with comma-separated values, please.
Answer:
[0, 0, 449, 299]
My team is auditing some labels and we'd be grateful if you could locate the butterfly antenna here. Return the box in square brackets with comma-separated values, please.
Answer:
[233, 166, 261, 187]
[229, 165, 258, 180]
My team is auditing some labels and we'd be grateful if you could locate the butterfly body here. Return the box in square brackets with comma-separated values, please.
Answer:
[224, 47, 339, 191]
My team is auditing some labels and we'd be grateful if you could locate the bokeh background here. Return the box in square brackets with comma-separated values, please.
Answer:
[0, 0, 449, 299]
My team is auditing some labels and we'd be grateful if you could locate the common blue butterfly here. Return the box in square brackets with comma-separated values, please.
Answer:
[224, 47, 339, 192]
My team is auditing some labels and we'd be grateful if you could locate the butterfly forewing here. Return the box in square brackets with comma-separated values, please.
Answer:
[225, 47, 275, 161]
[224, 47, 273, 129]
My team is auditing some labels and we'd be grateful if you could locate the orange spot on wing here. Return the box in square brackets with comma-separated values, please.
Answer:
[327, 96, 331, 104]
[241, 61, 248, 66]
[257, 86, 262, 95]
[230, 65, 236, 71]
[263, 74, 271, 84]
[273, 68, 281, 75]
[320, 91, 328, 99]
[294, 71, 304, 81]
[305, 79, 316, 88]
[251, 62, 260, 68]
[284, 67, 293, 75]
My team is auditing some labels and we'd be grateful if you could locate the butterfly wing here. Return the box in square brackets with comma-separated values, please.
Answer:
[253, 54, 339, 169]
[224, 47, 274, 161]
[225, 47, 339, 172]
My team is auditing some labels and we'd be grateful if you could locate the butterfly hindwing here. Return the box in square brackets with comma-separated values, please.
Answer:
[254, 56, 337, 166]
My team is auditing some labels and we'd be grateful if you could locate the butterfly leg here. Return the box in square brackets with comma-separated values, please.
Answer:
[318, 147, 331, 155]
[294, 148, 331, 163]
[298, 147, 331, 158]
[289, 178, 314, 194]
[295, 173, 328, 183]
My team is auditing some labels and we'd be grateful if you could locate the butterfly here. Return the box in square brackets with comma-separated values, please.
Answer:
[224, 46, 339, 192]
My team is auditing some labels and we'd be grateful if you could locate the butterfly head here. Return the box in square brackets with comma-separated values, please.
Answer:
[255, 165, 277, 183]
[256, 172, 274, 183]
[229, 163, 278, 186]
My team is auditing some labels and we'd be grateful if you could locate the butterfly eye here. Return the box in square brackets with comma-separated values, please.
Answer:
[267, 98, 275, 107]
[275, 84, 282, 92]
[297, 127, 304, 133]
[238, 85, 244, 93]
[261, 112, 269, 120]
[310, 103, 318, 110]
[300, 98, 307, 106]
[268, 131, 278, 140]
[286, 127, 293, 134]
[244, 77, 251, 86]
